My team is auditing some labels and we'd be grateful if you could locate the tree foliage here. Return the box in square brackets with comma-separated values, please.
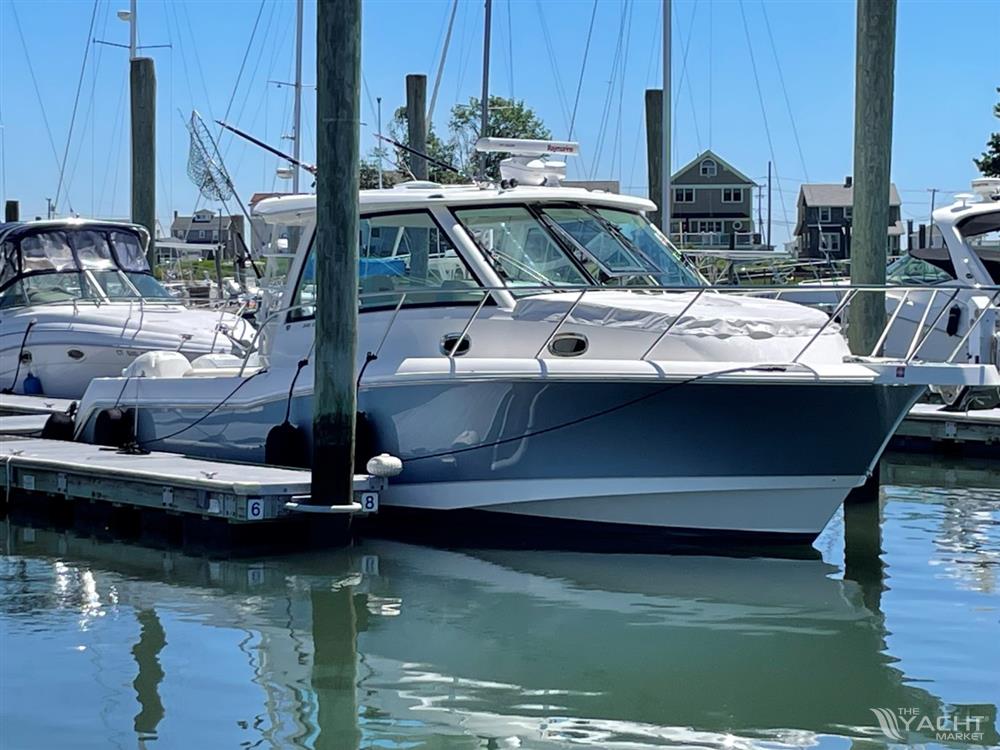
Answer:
[449, 96, 552, 179]
[361, 96, 551, 187]
[974, 87, 1000, 178]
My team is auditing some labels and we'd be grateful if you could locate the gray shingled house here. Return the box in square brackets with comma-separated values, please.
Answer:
[794, 177, 903, 259]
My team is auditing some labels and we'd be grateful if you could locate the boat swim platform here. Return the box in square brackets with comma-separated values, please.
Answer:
[0, 434, 383, 551]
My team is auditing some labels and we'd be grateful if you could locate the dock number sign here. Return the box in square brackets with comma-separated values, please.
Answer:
[247, 498, 264, 520]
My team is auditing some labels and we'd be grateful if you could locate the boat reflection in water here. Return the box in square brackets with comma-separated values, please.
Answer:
[1, 521, 996, 749]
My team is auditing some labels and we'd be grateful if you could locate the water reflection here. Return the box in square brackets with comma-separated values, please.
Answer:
[5, 514, 998, 749]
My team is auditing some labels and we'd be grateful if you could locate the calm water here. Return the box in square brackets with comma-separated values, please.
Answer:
[2, 454, 999, 749]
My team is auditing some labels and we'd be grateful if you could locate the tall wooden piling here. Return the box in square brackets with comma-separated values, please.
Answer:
[130, 57, 156, 268]
[405, 74, 428, 180]
[849, 0, 896, 355]
[312, 0, 361, 507]
[644, 89, 663, 231]
[4, 200, 18, 222]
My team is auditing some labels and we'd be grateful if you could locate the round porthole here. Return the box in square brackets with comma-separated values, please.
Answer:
[67, 349, 86, 360]
[548, 333, 588, 357]
[440, 333, 471, 356]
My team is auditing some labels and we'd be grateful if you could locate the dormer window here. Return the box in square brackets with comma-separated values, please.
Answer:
[700, 159, 717, 177]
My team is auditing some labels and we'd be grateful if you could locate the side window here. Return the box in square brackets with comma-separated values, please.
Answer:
[288, 211, 480, 321]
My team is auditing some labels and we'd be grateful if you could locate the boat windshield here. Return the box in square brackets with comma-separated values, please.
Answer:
[0, 227, 177, 308]
[453, 203, 702, 291]
[886, 254, 953, 285]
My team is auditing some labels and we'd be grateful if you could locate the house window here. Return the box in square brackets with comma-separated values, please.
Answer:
[818, 206, 832, 223]
[844, 206, 853, 220]
[819, 232, 841, 253]
[674, 188, 695, 203]
[700, 159, 717, 177]
[697, 220, 724, 233]
[723, 188, 742, 203]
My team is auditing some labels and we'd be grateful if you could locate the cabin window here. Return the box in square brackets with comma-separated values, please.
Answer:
[595, 208, 701, 287]
[288, 210, 482, 321]
[109, 231, 149, 271]
[72, 231, 115, 270]
[700, 159, 717, 177]
[20, 232, 75, 273]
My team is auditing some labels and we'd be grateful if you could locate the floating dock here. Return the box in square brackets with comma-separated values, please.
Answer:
[894, 404, 1000, 455]
[0, 428, 384, 550]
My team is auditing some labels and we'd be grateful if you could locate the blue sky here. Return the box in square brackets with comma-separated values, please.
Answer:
[1, 0, 998, 245]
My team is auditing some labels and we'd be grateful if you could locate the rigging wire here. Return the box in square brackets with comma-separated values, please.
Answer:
[54, 0, 99, 216]
[534, 0, 573, 131]
[627, 0, 662, 195]
[568, 0, 598, 141]
[10, 1, 66, 209]
[760, 0, 809, 183]
[506, 0, 514, 98]
[219, 0, 268, 148]
[673, 0, 703, 159]
[737, 0, 789, 238]
[592, 2, 629, 179]
[610, 0, 634, 180]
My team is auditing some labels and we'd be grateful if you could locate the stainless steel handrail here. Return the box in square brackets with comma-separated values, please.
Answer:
[534, 290, 588, 358]
[640, 288, 706, 361]
[906, 288, 960, 362]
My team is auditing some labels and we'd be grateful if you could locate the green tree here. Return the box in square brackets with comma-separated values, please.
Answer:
[388, 107, 463, 184]
[448, 96, 551, 180]
[974, 88, 1000, 177]
[359, 158, 399, 190]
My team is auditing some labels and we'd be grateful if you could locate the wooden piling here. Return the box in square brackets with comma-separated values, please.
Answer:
[130, 57, 157, 269]
[849, 0, 896, 355]
[4, 200, 18, 222]
[644, 89, 663, 231]
[405, 74, 428, 180]
[312, 0, 361, 507]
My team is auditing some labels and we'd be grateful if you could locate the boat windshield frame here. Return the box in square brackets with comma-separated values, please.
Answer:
[0, 225, 178, 308]
[451, 200, 704, 293]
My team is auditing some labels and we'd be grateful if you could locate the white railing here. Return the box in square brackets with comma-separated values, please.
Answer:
[671, 232, 761, 249]
[350, 282, 1000, 370]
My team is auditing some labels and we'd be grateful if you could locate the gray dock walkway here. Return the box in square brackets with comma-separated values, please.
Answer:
[895, 404, 1000, 454]
[0, 437, 380, 523]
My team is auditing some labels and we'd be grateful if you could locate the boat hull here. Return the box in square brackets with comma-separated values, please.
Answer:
[82, 375, 923, 542]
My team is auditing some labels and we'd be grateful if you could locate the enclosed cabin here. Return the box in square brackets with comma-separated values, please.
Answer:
[247, 139, 851, 375]
[0, 220, 177, 309]
[898, 178, 1000, 287]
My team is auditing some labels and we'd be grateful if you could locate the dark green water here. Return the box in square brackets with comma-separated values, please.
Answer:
[1, 454, 999, 749]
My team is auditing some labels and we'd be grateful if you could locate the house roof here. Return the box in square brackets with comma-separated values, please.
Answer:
[671, 149, 756, 185]
[799, 183, 901, 207]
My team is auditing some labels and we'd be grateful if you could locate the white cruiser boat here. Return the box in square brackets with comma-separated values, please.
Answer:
[70, 141, 999, 543]
[0, 219, 253, 398]
[781, 177, 1000, 407]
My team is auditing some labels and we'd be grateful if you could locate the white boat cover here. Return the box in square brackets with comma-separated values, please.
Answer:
[513, 290, 839, 340]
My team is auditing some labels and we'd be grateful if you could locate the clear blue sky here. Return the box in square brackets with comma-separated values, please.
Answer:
[1, 0, 998, 245]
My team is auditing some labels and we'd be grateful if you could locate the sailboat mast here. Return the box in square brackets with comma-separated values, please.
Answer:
[479, 0, 492, 179]
[661, 0, 671, 234]
[129, 0, 137, 59]
[292, 0, 304, 193]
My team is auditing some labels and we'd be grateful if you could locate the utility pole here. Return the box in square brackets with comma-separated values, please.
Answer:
[644, 89, 663, 231]
[927, 187, 939, 245]
[405, 74, 428, 180]
[376, 97, 384, 189]
[767, 161, 772, 249]
[849, 0, 896, 356]
[45, 197, 54, 220]
[660, 0, 671, 234]
[313, 0, 361, 507]
[479, 0, 492, 180]
[757, 183, 763, 242]
[292, 0, 304, 193]
[128, 0, 137, 59]
[131, 56, 156, 267]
